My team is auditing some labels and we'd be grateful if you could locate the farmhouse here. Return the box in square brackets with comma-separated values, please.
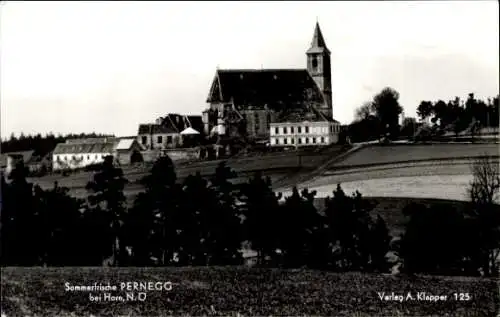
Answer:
[52, 138, 116, 171]
[137, 113, 203, 150]
[52, 137, 144, 171]
[203, 22, 335, 140]
[270, 106, 341, 147]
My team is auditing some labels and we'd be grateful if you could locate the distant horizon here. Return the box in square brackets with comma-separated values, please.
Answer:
[2, 1, 499, 137]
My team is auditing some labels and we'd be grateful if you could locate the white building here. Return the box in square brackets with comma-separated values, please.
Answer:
[52, 137, 143, 171]
[269, 107, 341, 147]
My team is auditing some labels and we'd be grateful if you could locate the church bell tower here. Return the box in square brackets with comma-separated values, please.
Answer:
[306, 22, 333, 119]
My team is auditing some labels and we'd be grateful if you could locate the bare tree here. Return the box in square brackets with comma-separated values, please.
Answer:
[469, 155, 500, 206]
[354, 101, 374, 121]
[468, 155, 500, 276]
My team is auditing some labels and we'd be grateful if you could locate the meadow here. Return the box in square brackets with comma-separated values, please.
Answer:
[1, 267, 498, 317]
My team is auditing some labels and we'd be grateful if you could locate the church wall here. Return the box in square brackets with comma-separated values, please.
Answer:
[241, 109, 276, 139]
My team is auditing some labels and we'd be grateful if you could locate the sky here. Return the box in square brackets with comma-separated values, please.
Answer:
[1, 1, 499, 138]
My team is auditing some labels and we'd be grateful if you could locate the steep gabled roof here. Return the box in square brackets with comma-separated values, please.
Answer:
[137, 124, 176, 135]
[273, 103, 338, 124]
[206, 69, 325, 107]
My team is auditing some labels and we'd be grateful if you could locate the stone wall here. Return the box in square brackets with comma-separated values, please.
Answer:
[164, 148, 201, 162]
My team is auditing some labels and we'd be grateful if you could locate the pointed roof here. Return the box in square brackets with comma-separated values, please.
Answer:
[180, 127, 200, 135]
[306, 22, 330, 55]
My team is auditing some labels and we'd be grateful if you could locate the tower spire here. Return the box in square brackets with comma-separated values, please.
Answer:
[310, 22, 328, 51]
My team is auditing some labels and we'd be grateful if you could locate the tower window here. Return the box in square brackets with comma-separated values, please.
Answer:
[312, 56, 318, 69]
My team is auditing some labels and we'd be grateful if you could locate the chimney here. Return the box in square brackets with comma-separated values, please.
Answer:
[155, 118, 162, 125]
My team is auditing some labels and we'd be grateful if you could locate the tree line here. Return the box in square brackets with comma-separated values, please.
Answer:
[348, 88, 499, 143]
[1, 154, 499, 277]
[1, 132, 115, 158]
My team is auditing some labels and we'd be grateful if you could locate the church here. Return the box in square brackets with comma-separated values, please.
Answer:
[202, 22, 336, 141]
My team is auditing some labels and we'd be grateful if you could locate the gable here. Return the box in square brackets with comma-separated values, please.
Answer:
[207, 74, 222, 103]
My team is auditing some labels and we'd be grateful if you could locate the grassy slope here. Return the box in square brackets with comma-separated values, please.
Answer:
[331, 143, 499, 169]
[1, 267, 498, 317]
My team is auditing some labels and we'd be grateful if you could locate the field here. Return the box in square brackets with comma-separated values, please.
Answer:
[1, 267, 498, 317]
[330, 143, 499, 169]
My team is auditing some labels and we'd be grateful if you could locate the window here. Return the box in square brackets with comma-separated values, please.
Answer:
[305, 138, 309, 144]
[313, 138, 316, 144]
[298, 138, 302, 144]
[157, 136, 163, 144]
[275, 127, 279, 134]
[274, 138, 278, 144]
[291, 138, 295, 144]
[141, 136, 147, 144]
[87, 155, 90, 160]
[305, 126, 309, 133]
[284, 138, 288, 145]
[298, 127, 302, 133]
[291, 126, 294, 133]
[167, 136, 172, 144]
[312, 56, 318, 69]
[321, 137, 325, 143]
[283, 127, 287, 134]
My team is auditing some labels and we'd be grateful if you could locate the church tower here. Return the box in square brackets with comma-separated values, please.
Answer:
[306, 22, 333, 119]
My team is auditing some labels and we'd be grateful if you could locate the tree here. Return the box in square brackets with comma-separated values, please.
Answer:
[239, 171, 282, 266]
[279, 187, 324, 268]
[324, 185, 390, 272]
[371, 87, 403, 139]
[126, 155, 183, 265]
[467, 155, 500, 276]
[206, 162, 243, 265]
[85, 155, 129, 266]
[399, 202, 471, 276]
[355, 102, 374, 121]
[400, 117, 417, 138]
[417, 101, 433, 122]
[1, 161, 41, 265]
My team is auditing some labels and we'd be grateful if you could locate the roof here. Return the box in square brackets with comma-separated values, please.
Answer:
[185, 115, 203, 131]
[206, 69, 325, 107]
[306, 22, 331, 55]
[138, 114, 203, 135]
[273, 104, 339, 124]
[53, 142, 115, 155]
[115, 139, 136, 150]
[180, 127, 200, 135]
[138, 123, 176, 135]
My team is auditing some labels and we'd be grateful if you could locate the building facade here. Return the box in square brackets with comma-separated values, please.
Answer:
[52, 138, 115, 171]
[269, 106, 341, 147]
[137, 113, 203, 150]
[203, 22, 334, 141]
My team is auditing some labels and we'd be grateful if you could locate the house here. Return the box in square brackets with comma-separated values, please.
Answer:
[114, 138, 144, 166]
[52, 138, 116, 171]
[137, 113, 204, 150]
[269, 106, 341, 147]
[203, 22, 333, 140]
[0, 150, 35, 175]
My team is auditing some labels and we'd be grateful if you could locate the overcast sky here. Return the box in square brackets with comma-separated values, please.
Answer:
[1, 1, 498, 137]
